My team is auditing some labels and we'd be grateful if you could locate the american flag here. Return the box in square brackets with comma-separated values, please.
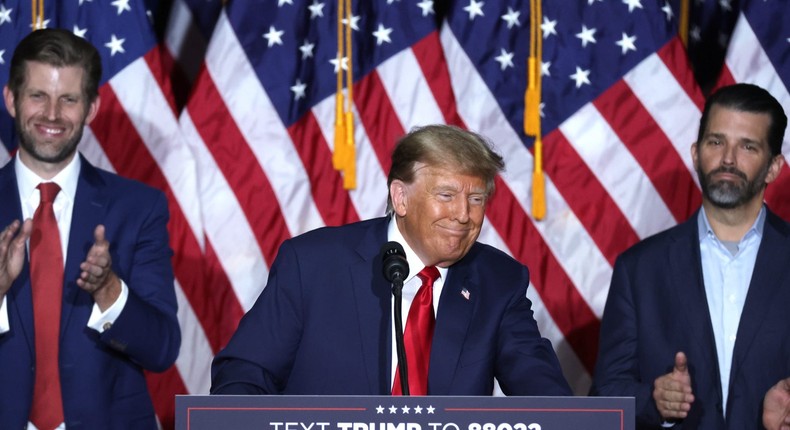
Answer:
[715, 0, 790, 217]
[2, 0, 789, 429]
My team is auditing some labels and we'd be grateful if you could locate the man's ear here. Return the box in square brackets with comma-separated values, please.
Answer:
[690, 142, 698, 167]
[84, 95, 101, 124]
[765, 154, 785, 185]
[389, 180, 409, 217]
[3, 86, 16, 118]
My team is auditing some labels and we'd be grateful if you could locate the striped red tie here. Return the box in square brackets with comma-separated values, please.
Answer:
[392, 266, 440, 396]
[29, 182, 65, 429]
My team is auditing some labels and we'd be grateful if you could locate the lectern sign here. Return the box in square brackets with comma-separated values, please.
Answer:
[176, 396, 634, 430]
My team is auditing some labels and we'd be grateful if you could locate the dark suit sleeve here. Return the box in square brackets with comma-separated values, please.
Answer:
[591, 254, 663, 427]
[211, 239, 303, 394]
[98, 190, 180, 372]
[495, 265, 572, 396]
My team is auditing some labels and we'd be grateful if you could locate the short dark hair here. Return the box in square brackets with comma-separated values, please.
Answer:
[7, 28, 102, 103]
[697, 83, 787, 157]
[386, 124, 505, 214]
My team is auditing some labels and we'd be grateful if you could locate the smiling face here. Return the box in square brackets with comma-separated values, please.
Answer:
[390, 163, 488, 268]
[692, 105, 783, 210]
[3, 61, 99, 178]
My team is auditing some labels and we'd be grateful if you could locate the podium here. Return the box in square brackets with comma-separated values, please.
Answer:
[176, 395, 634, 430]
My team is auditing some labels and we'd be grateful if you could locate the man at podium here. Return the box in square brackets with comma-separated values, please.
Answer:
[211, 125, 571, 396]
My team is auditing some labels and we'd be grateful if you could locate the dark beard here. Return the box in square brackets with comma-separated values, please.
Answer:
[14, 112, 82, 165]
[697, 163, 770, 209]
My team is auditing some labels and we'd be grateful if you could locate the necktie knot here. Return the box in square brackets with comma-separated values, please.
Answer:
[416, 266, 440, 289]
[37, 182, 61, 204]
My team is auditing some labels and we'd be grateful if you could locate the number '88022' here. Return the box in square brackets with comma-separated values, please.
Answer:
[468, 423, 541, 430]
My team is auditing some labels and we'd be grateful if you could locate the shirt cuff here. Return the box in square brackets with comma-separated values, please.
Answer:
[0, 296, 8, 334]
[87, 279, 129, 332]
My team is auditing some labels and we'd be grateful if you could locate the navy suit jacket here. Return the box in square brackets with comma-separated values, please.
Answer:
[211, 217, 570, 396]
[591, 207, 790, 429]
[0, 155, 180, 429]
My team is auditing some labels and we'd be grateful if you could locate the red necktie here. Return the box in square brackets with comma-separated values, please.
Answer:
[29, 182, 65, 430]
[392, 266, 440, 395]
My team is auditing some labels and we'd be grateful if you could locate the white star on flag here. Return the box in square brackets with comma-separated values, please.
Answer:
[105, 34, 126, 56]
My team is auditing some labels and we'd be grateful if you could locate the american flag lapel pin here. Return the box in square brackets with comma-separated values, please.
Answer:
[461, 288, 470, 300]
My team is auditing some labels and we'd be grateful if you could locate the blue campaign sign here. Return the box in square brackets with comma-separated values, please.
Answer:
[176, 396, 634, 430]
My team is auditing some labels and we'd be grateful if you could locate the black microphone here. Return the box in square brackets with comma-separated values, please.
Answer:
[382, 241, 409, 284]
[380, 241, 411, 395]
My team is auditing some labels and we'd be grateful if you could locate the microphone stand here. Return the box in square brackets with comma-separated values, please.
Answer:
[392, 276, 409, 396]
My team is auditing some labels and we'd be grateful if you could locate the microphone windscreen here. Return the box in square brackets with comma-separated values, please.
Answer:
[381, 241, 409, 282]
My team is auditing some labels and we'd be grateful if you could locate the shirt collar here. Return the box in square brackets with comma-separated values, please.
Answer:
[697, 205, 766, 243]
[387, 216, 448, 282]
[15, 152, 82, 202]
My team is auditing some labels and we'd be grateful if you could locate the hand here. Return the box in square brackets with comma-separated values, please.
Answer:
[764, 377, 790, 430]
[653, 351, 695, 420]
[0, 219, 32, 299]
[77, 225, 121, 311]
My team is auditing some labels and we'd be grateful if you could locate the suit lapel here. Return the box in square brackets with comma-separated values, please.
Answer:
[60, 157, 107, 334]
[729, 210, 790, 389]
[0, 160, 36, 356]
[349, 218, 392, 394]
[428, 253, 477, 394]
